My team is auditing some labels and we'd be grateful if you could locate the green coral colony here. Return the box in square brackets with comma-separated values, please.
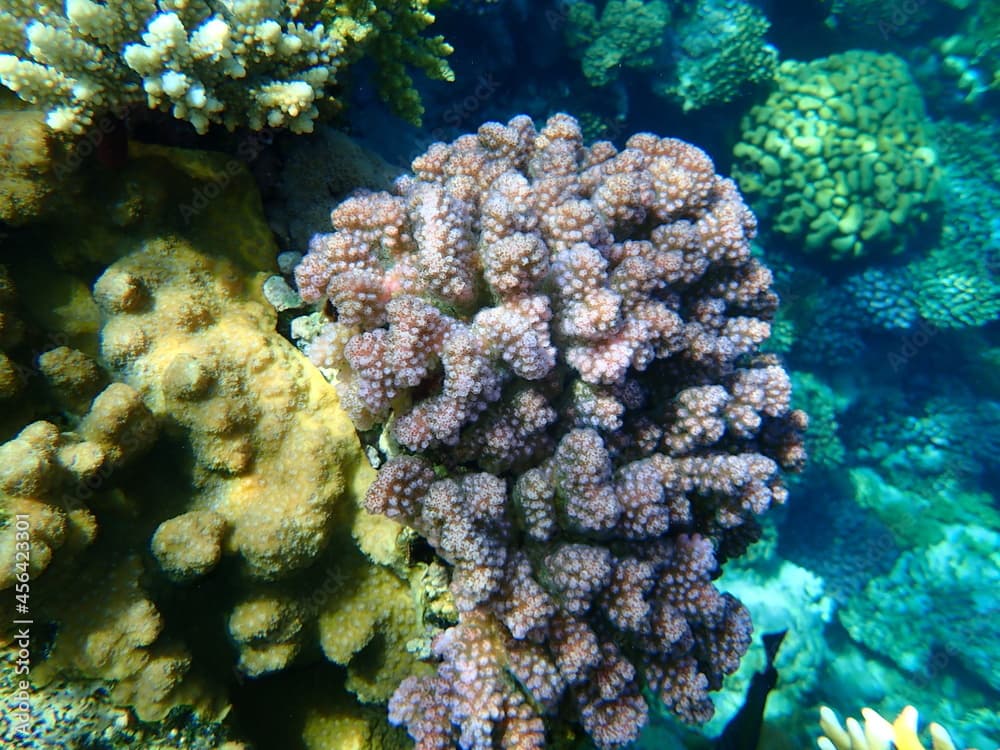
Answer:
[1, 1, 999, 750]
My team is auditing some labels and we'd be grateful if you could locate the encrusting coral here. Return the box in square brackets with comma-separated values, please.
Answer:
[0, 132, 437, 739]
[733, 51, 941, 262]
[91, 237, 432, 718]
[294, 112, 806, 747]
[0, 382, 157, 589]
[95, 239, 371, 581]
[0, 360, 215, 721]
[0, 0, 453, 135]
[839, 524, 1000, 694]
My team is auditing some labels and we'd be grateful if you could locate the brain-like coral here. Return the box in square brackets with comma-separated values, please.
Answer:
[836, 118, 1000, 331]
[294, 113, 806, 747]
[732, 51, 942, 262]
[0, 0, 453, 134]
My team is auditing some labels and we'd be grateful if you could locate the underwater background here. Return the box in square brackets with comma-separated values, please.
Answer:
[0, 1, 997, 749]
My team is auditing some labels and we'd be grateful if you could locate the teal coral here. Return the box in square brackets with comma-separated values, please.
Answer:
[842, 118, 1000, 330]
[825, 0, 971, 37]
[916, 119, 1000, 327]
[840, 524, 1000, 693]
[933, 0, 1000, 101]
[565, 0, 671, 87]
[655, 0, 776, 112]
[0, 0, 453, 134]
[732, 51, 942, 262]
[790, 371, 846, 470]
[845, 390, 1000, 547]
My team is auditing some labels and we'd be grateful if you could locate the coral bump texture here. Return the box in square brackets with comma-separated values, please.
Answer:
[295, 113, 807, 748]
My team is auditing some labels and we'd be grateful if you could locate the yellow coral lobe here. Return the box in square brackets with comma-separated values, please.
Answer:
[95, 240, 369, 580]
[892, 706, 927, 750]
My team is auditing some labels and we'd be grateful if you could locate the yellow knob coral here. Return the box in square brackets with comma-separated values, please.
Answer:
[817, 705, 977, 750]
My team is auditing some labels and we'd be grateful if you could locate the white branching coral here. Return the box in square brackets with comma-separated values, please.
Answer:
[0, 0, 452, 134]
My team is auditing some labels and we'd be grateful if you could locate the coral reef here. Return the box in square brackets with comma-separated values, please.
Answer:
[0, 0, 453, 134]
[698, 557, 834, 735]
[928, 0, 1000, 103]
[294, 113, 806, 747]
[825, 0, 971, 40]
[788, 371, 845, 470]
[656, 0, 777, 112]
[839, 524, 1000, 693]
[818, 704, 974, 750]
[779, 485, 900, 606]
[86, 236, 431, 720]
[0, 365, 221, 721]
[841, 387, 1000, 549]
[3, 0, 996, 744]
[268, 124, 401, 251]
[0, 101, 70, 225]
[0, 132, 438, 741]
[836, 119, 1000, 331]
[0, 384, 156, 589]
[0, 647, 241, 750]
[95, 240, 368, 580]
[732, 51, 941, 262]
[563, 0, 774, 113]
[564, 0, 671, 87]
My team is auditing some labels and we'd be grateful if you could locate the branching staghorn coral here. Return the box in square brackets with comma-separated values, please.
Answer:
[0, 0, 453, 135]
[294, 113, 806, 747]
